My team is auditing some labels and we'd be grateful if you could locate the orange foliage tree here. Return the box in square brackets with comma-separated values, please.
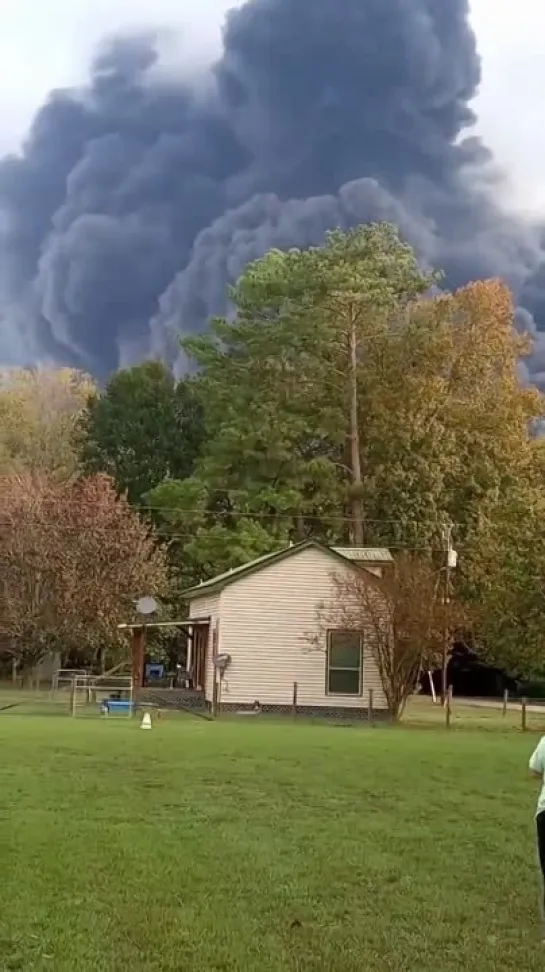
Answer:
[0, 474, 169, 678]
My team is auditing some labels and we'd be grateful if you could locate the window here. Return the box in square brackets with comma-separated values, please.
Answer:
[326, 631, 363, 696]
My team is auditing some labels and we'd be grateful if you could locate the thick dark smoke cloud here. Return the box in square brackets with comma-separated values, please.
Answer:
[1, 0, 545, 382]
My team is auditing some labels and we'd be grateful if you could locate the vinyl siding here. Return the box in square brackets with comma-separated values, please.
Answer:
[196, 546, 387, 710]
[188, 592, 220, 702]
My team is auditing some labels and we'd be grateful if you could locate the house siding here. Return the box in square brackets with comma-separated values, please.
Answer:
[188, 592, 220, 703]
[200, 546, 387, 711]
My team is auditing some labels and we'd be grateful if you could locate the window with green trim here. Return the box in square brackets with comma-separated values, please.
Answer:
[326, 630, 363, 696]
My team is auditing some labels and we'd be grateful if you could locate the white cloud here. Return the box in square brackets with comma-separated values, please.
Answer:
[469, 0, 545, 214]
[0, 0, 237, 151]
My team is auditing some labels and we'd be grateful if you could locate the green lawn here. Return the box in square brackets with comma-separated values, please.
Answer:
[0, 714, 544, 971]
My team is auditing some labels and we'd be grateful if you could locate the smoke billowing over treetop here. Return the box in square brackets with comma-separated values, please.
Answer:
[1, 0, 545, 382]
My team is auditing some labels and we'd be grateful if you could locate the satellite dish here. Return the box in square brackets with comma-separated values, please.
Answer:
[136, 596, 158, 616]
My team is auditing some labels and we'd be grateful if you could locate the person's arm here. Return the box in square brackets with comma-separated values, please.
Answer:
[530, 739, 545, 778]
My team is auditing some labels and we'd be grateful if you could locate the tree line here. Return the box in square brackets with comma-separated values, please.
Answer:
[1, 223, 544, 709]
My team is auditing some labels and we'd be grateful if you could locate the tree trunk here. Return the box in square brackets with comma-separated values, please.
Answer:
[295, 513, 306, 541]
[348, 318, 364, 545]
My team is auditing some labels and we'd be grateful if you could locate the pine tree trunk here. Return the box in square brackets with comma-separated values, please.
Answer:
[295, 513, 306, 541]
[349, 318, 364, 545]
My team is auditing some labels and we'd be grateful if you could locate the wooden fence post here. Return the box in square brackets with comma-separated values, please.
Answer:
[503, 689, 509, 717]
[445, 686, 453, 729]
[522, 698, 528, 732]
[292, 682, 298, 719]
[69, 677, 77, 717]
[368, 688, 374, 724]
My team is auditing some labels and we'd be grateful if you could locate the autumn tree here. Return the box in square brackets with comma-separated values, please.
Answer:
[0, 367, 96, 481]
[462, 477, 545, 680]
[0, 474, 169, 678]
[80, 361, 204, 506]
[81, 227, 543, 690]
[164, 223, 434, 572]
[315, 555, 466, 720]
[179, 231, 541, 568]
[359, 280, 543, 549]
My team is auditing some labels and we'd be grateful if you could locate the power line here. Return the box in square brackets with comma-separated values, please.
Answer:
[0, 495, 461, 530]
[138, 504, 463, 528]
[154, 536, 461, 552]
[0, 518, 465, 552]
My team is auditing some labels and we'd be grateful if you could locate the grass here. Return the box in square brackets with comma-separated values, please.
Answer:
[1, 713, 545, 971]
[404, 695, 545, 733]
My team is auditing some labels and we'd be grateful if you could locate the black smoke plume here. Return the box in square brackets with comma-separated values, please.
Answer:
[0, 0, 544, 381]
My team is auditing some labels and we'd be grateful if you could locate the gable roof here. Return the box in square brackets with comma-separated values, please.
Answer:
[182, 540, 392, 600]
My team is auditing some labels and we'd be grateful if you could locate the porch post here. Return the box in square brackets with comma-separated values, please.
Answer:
[186, 625, 193, 676]
[131, 626, 145, 690]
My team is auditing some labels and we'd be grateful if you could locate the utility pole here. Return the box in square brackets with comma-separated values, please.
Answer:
[348, 316, 364, 545]
[441, 522, 457, 706]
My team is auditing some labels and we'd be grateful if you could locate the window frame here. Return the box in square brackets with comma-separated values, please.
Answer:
[325, 629, 363, 697]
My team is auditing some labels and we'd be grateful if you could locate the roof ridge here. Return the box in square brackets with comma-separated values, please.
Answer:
[182, 539, 391, 600]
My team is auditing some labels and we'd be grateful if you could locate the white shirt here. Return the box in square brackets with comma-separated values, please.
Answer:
[529, 736, 545, 816]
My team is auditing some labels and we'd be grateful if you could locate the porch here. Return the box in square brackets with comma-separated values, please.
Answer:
[117, 617, 211, 697]
[137, 686, 208, 713]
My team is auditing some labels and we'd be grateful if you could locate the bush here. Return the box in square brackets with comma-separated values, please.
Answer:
[518, 680, 545, 700]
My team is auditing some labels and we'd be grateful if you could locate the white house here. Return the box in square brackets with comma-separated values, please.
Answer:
[183, 540, 392, 718]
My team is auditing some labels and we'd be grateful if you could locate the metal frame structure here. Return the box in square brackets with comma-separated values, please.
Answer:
[51, 668, 88, 698]
[69, 673, 134, 717]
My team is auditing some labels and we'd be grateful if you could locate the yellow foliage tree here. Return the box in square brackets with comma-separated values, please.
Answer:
[359, 279, 543, 548]
[0, 367, 96, 482]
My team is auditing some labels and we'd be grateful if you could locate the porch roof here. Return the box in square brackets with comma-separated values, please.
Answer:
[117, 617, 210, 632]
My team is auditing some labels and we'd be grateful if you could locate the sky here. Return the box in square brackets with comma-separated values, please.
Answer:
[469, 0, 545, 214]
[0, 0, 238, 151]
[0, 0, 542, 211]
